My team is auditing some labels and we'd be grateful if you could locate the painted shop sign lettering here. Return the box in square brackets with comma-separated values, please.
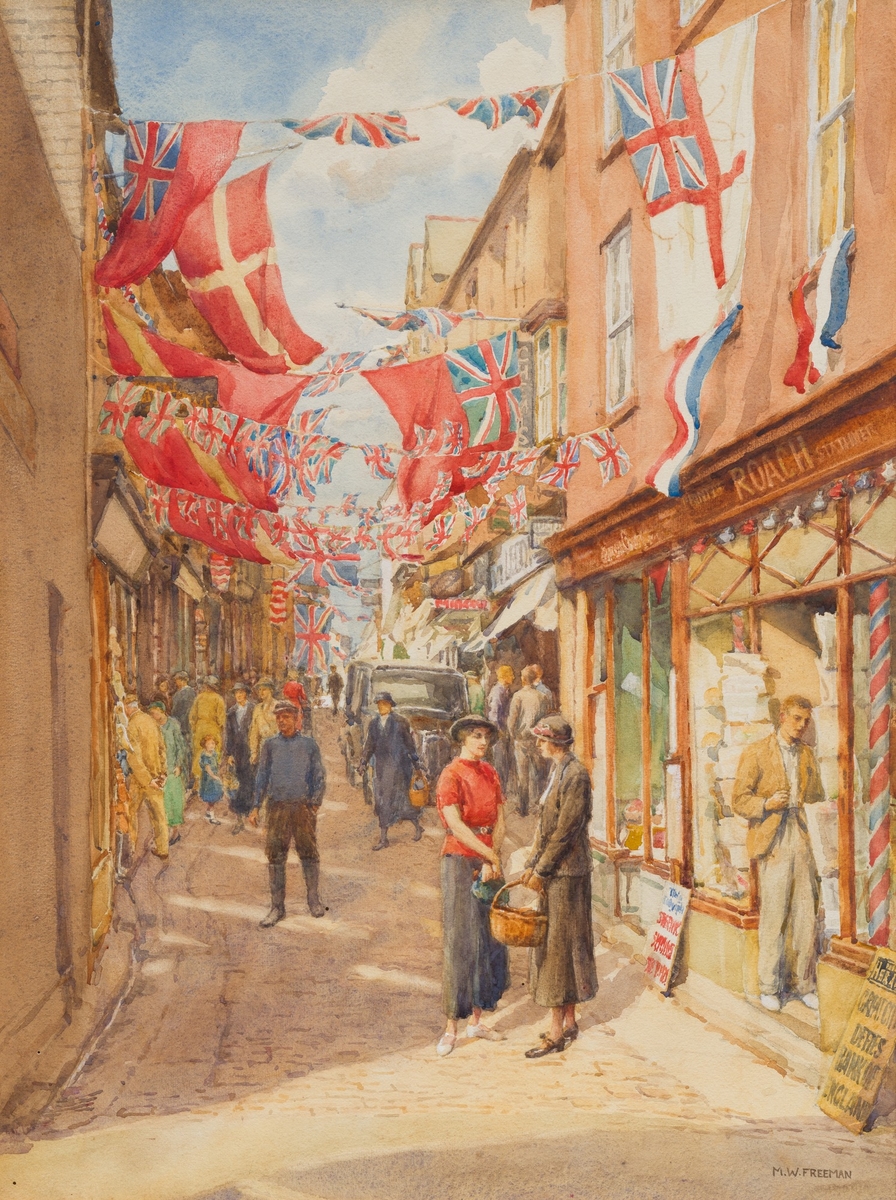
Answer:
[728, 435, 814, 501]
[644, 882, 690, 995]
[819, 949, 896, 1135]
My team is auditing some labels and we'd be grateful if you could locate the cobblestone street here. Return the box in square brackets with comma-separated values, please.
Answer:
[0, 719, 890, 1199]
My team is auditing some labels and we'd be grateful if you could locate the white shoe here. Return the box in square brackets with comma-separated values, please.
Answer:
[798, 992, 819, 1010]
[436, 1032, 457, 1057]
[760, 994, 781, 1012]
[465, 1023, 505, 1042]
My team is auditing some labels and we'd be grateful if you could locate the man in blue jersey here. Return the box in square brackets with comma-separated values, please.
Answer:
[250, 700, 326, 925]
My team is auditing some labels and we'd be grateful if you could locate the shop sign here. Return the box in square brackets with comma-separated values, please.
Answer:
[644, 881, 690, 995]
[819, 949, 896, 1135]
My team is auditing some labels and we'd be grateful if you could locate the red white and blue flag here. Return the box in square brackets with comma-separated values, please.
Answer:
[581, 427, 632, 484]
[647, 305, 742, 497]
[445, 332, 521, 447]
[445, 86, 556, 130]
[360, 443, 396, 480]
[425, 512, 455, 552]
[538, 438, 581, 490]
[283, 112, 418, 148]
[507, 485, 528, 532]
[301, 351, 369, 398]
[347, 305, 485, 337]
[784, 227, 856, 394]
[95, 120, 244, 288]
[292, 604, 335, 672]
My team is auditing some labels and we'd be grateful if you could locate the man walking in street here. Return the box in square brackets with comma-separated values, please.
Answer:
[507, 665, 550, 817]
[487, 664, 516, 795]
[250, 700, 326, 924]
[123, 693, 170, 860]
[327, 664, 344, 716]
[359, 691, 424, 850]
[249, 679, 278, 767]
[224, 681, 256, 835]
[731, 695, 825, 1012]
[170, 672, 196, 775]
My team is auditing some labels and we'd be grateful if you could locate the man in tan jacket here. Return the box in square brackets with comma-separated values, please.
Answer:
[732, 695, 825, 1012]
[124, 694, 170, 860]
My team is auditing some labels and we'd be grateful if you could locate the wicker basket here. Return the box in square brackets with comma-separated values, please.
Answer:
[489, 881, 547, 948]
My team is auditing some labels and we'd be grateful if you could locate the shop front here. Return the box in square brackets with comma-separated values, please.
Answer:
[550, 376, 896, 1048]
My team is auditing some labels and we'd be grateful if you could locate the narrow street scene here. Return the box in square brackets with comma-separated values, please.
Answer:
[0, 0, 895, 1197]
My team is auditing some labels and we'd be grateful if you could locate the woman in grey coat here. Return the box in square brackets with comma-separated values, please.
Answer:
[359, 692, 424, 850]
[520, 714, 597, 1058]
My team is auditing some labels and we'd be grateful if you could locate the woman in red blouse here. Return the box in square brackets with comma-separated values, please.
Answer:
[435, 715, 509, 1057]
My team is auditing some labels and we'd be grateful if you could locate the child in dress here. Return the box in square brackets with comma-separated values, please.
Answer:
[199, 735, 224, 824]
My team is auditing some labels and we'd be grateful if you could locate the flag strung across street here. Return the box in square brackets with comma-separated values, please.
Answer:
[581, 427, 632, 484]
[95, 121, 244, 288]
[538, 437, 581, 490]
[344, 304, 487, 336]
[444, 85, 556, 129]
[784, 227, 856, 394]
[174, 164, 324, 372]
[292, 604, 335, 672]
[282, 111, 418, 148]
[507, 484, 528, 531]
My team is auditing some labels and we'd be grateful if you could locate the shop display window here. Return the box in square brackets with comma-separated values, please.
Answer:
[648, 570, 672, 861]
[587, 590, 609, 842]
[613, 579, 643, 849]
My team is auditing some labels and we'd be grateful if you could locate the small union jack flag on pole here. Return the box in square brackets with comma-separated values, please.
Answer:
[292, 603, 335, 672]
[360, 444, 396, 480]
[283, 111, 418, 148]
[581, 427, 632, 484]
[538, 437, 581, 490]
[507, 484, 528, 531]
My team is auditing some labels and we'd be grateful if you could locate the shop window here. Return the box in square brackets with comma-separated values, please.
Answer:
[648, 569, 673, 861]
[808, 0, 855, 257]
[852, 580, 894, 946]
[534, 322, 569, 444]
[614, 579, 643, 849]
[690, 595, 841, 931]
[602, 0, 635, 148]
[605, 224, 634, 413]
[587, 590, 609, 842]
[848, 477, 896, 575]
[757, 508, 839, 592]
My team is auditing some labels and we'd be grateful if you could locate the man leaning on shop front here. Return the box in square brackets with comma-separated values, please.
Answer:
[250, 700, 326, 924]
[123, 693, 169, 860]
[731, 695, 825, 1013]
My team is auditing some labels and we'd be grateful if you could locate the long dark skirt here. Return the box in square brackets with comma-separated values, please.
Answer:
[528, 873, 598, 1008]
[441, 855, 509, 1020]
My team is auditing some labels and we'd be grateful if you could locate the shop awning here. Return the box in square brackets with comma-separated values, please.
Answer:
[467, 567, 555, 652]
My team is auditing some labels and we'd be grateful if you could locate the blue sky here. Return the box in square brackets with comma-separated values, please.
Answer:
[110, 0, 565, 633]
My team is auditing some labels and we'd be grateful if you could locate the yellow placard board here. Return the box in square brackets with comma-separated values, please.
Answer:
[819, 949, 896, 1134]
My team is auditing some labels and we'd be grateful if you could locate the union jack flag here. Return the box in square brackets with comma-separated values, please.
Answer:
[381, 522, 420, 561]
[446, 332, 521, 448]
[181, 404, 235, 456]
[290, 407, 334, 436]
[339, 493, 360, 516]
[455, 496, 490, 539]
[292, 604, 335, 672]
[300, 351, 368, 399]
[460, 450, 501, 479]
[144, 481, 171, 529]
[283, 111, 418, 148]
[412, 425, 440, 455]
[361, 444, 396, 480]
[483, 474, 504, 502]
[509, 447, 542, 476]
[347, 305, 481, 334]
[246, 427, 292, 498]
[538, 437, 581, 489]
[507, 484, 528, 532]
[142, 393, 177, 445]
[98, 381, 143, 438]
[581, 427, 632, 484]
[445, 86, 556, 130]
[425, 512, 455, 552]
[288, 528, 361, 589]
[175, 491, 203, 525]
[121, 122, 184, 222]
[610, 49, 745, 289]
[430, 471, 453, 504]
[440, 419, 466, 456]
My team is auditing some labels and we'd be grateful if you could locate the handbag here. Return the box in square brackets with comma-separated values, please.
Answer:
[408, 768, 430, 808]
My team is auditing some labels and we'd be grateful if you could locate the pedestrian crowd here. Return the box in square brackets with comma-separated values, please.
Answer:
[118, 657, 601, 1062]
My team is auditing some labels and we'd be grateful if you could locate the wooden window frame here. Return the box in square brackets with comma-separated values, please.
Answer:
[807, 0, 856, 259]
[604, 224, 635, 415]
[534, 321, 569, 444]
[602, 0, 636, 150]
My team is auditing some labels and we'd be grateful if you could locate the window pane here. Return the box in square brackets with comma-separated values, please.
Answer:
[591, 590, 607, 686]
[607, 320, 633, 411]
[614, 581, 643, 847]
[815, 0, 834, 122]
[853, 580, 894, 946]
[535, 329, 552, 442]
[649, 570, 672, 860]
[590, 691, 608, 842]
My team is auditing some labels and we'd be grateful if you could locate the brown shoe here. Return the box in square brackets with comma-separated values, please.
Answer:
[562, 1025, 579, 1046]
[525, 1033, 566, 1059]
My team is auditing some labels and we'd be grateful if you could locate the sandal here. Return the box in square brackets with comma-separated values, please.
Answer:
[524, 1033, 566, 1059]
[436, 1032, 457, 1057]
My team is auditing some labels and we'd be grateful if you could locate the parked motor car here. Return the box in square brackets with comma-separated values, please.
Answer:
[340, 661, 469, 802]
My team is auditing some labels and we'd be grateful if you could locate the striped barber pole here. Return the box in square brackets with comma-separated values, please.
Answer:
[868, 578, 891, 947]
[269, 578, 287, 625]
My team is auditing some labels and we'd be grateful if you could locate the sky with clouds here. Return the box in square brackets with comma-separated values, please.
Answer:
[110, 0, 565, 635]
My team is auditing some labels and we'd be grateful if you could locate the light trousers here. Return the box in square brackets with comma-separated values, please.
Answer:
[757, 815, 819, 997]
[128, 783, 170, 857]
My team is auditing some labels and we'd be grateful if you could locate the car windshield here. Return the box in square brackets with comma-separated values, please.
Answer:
[373, 673, 465, 716]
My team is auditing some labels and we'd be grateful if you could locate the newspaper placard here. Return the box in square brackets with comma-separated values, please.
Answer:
[819, 949, 896, 1134]
[644, 882, 690, 995]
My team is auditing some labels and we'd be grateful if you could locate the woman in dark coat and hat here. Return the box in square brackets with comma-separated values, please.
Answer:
[359, 692, 424, 850]
[520, 714, 598, 1058]
[435, 715, 509, 1057]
